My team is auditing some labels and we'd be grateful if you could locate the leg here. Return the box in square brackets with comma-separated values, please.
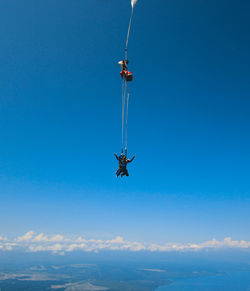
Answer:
[121, 169, 129, 177]
[116, 168, 121, 177]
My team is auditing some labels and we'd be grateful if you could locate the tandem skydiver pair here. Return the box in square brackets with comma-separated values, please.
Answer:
[114, 153, 135, 178]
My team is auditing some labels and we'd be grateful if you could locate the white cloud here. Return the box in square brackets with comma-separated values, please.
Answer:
[28, 243, 63, 253]
[1, 231, 250, 254]
[107, 236, 125, 244]
[33, 233, 48, 242]
[76, 236, 87, 243]
[66, 243, 87, 252]
[49, 235, 64, 242]
[16, 230, 35, 242]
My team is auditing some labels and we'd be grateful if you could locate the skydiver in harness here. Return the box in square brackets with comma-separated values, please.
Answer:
[114, 153, 135, 178]
[118, 60, 133, 82]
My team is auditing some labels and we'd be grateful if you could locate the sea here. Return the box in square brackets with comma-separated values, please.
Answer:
[156, 271, 250, 291]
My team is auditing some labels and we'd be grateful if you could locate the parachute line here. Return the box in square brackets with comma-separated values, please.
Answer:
[125, 7, 134, 60]
[121, 79, 126, 153]
[125, 85, 130, 156]
[121, 80, 130, 156]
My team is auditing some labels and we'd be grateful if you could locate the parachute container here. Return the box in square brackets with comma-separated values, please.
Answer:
[120, 70, 133, 82]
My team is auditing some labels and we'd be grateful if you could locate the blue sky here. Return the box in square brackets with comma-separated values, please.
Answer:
[0, 0, 249, 246]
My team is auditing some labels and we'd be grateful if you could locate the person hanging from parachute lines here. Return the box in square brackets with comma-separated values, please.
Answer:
[118, 60, 133, 82]
[115, 0, 138, 178]
[114, 153, 136, 178]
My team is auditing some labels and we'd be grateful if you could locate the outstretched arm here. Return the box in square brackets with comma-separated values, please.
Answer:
[114, 153, 119, 160]
[127, 155, 135, 163]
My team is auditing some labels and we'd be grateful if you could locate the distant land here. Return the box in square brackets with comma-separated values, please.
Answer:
[0, 250, 250, 290]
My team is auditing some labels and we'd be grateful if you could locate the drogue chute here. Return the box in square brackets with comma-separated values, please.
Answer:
[131, 0, 138, 8]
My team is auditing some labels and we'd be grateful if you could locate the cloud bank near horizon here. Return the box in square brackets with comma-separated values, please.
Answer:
[0, 231, 250, 255]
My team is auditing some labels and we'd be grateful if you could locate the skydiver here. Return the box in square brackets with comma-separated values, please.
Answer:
[118, 60, 133, 82]
[114, 153, 135, 178]
[118, 59, 129, 71]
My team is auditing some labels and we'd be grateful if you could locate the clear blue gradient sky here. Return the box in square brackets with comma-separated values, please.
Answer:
[0, 0, 249, 244]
